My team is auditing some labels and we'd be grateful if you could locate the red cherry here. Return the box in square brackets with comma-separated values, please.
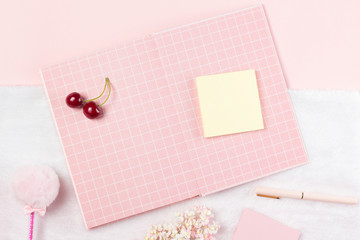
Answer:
[83, 101, 102, 119]
[66, 92, 83, 108]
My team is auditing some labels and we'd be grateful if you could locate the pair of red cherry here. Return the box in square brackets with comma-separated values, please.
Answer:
[65, 78, 111, 119]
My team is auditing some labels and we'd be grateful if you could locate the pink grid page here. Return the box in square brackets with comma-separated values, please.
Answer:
[41, 5, 308, 229]
[42, 37, 199, 228]
[153, 5, 308, 195]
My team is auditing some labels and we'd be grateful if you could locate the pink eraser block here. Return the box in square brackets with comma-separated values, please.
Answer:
[232, 209, 301, 240]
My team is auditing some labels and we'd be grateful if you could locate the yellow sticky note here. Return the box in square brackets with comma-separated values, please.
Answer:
[196, 70, 264, 138]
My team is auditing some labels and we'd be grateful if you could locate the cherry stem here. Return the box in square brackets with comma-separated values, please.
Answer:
[84, 78, 110, 103]
[99, 78, 111, 107]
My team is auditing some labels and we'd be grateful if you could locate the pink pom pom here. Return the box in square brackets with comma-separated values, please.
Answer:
[12, 165, 60, 209]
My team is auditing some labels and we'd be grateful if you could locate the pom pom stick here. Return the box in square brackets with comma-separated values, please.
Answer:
[29, 212, 34, 240]
[12, 165, 60, 240]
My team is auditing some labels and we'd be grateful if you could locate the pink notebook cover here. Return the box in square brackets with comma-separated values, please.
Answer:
[232, 209, 301, 240]
[41, 5, 308, 228]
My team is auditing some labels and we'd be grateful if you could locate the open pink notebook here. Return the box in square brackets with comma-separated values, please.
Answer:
[41, 5, 308, 228]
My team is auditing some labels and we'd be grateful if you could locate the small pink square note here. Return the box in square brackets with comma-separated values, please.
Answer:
[233, 209, 301, 240]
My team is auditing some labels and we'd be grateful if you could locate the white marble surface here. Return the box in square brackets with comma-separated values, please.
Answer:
[0, 87, 359, 239]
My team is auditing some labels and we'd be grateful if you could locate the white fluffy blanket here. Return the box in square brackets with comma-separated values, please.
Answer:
[0, 88, 359, 239]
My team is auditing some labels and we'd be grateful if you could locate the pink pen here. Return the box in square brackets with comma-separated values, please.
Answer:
[256, 186, 358, 204]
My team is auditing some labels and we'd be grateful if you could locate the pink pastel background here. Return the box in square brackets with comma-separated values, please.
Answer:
[0, 0, 359, 90]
